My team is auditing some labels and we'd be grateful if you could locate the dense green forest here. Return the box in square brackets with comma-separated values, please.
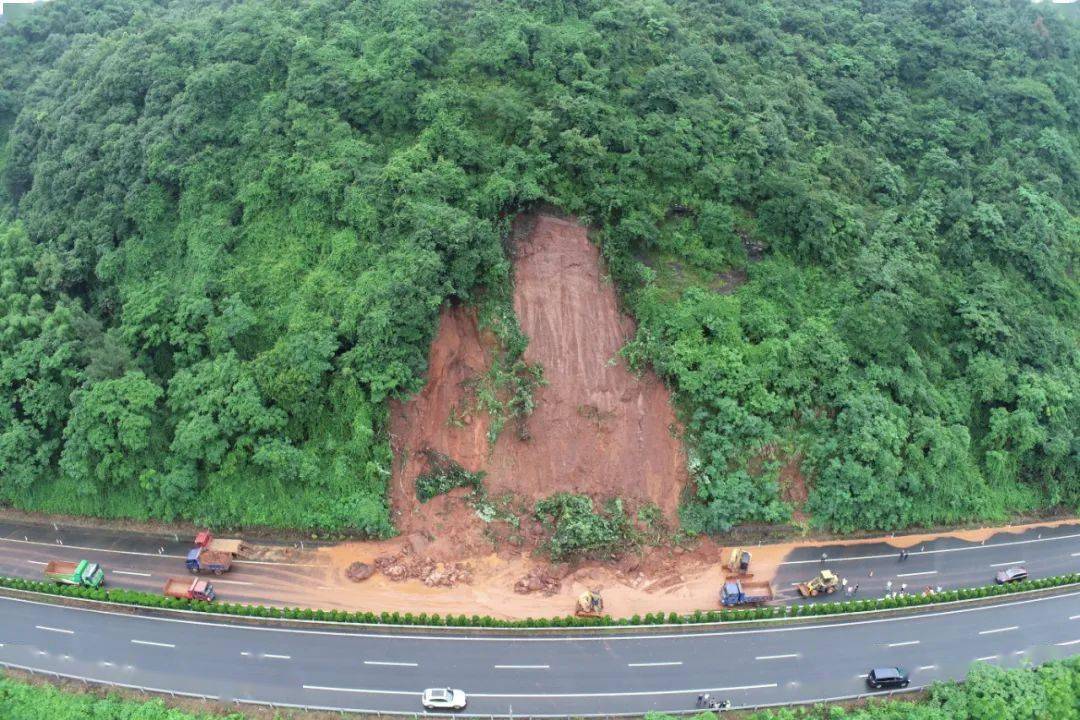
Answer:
[4, 657, 1080, 719]
[0, 0, 1076, 533]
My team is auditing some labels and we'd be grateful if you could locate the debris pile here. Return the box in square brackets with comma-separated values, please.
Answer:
[513, 567, 561, 595]
[345, 562, 374, 582]
[374, 550, 473, 587]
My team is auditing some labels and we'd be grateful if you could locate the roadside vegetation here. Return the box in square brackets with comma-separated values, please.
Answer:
[4, 655, 1080, 719]
[0, 674, 245, 720]
[4, 569, 1076, 628]
[0, 0, 1076, 535]
[650, 657, 1080, 719]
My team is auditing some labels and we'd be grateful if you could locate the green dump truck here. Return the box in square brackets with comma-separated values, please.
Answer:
[43, 559, 105, 588]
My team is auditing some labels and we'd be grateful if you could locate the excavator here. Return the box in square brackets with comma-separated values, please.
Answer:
[575, 589, 604, 618]
[797, 569, 840, 598]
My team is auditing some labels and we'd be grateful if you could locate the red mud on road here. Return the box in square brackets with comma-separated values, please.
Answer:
[389, 215, 688, 556]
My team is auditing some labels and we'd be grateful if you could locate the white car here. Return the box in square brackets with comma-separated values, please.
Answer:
[421, 687, 467, 710]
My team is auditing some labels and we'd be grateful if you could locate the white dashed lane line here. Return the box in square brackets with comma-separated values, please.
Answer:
[989, 561, 1025, 567]
[978, 626, 1018, 635]
[363, 661, 418, 668]
[887, 640, 920, 647]
[35, 626, 74, 635]
[756, 653, 800, 660]
[131, 639, 175, 648]
[112, 570, 152, 577]
[494, 664, 550, 670]
[627, 661, 682, 668]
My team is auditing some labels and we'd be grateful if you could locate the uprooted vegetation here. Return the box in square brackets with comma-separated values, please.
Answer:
[0, 0, 1075, 538]
[414, 450, 485, 502]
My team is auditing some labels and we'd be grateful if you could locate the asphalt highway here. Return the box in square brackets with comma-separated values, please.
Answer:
[3, 590, 1080, 715]
[3, 518, 1080, 609]
[0, 519, 324, 607]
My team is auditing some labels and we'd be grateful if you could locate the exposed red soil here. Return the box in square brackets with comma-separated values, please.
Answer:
[388, 214, 689, 561]
[778, 453, 809, 523]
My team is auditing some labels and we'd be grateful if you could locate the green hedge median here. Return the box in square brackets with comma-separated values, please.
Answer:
[2, 573, 1078, 629]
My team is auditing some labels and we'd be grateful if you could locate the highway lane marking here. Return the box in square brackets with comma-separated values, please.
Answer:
[1056, 639, 1080, 646]
[780, 530, 1080, 565]
[363, 661, 418, 667]
[0, 536, 319, 567]
[918, 665, 937, 670]
[887, 640, 920, 647]
[1070, 615, 1080, 620]
[494, 664, 550, 670]
[989, 560, 1024, 567]
[25, 560, 46, 566]
[856, 673, 868, 678]
[4, 589, 1078, 643]
[112, 570, 152, 577]
[210, 579, 255, 586]
[978, 626, 1018, 635]
[627, 661, 682, 667]
[755, 654, 799, 660]
[302, 683, 778, 698]
[895, 571, 937, 578]
[975, 655, 998, 662]
[34, 626, 74, 635]
[263, 654, 291, 660]
[131, 639, 174, 648]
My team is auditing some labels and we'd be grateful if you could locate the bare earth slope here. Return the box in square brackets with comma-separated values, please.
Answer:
[389, 215, 688, 548]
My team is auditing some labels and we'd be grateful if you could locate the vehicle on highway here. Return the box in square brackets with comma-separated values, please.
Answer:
[421, 688, 467, 710]
[797, 569, 840, 597]
[193, 530, 246, 557]
[185, 547, 232, 575]
[163, 578, 216, 601]
[995, 567, 1029, 584]
[866, 667, 909, 689]
[44, 559, 105, 588]
[720, 579, 774, 606]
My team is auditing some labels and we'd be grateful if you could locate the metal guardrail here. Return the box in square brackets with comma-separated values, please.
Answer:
[2, 660, 922, 718]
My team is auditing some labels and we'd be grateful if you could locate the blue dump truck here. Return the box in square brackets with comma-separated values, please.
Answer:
[720, 580, 774, 607]
[185, 547, 232, 575]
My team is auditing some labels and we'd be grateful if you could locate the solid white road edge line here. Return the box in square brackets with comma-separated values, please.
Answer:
[301, 683, 778, 698]
[2, 590, 1076, 643]
[779, 531, 1080, 565]
[0, 536, 318, 567]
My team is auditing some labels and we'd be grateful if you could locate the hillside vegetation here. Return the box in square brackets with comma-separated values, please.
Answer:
[0, 0, 1076, 533]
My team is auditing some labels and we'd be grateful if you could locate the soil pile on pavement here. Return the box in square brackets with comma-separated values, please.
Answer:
[389, 214, 689, 558]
